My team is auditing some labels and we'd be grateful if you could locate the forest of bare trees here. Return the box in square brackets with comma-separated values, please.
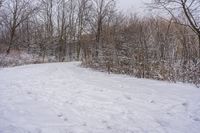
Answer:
[0, 0, 199, 86]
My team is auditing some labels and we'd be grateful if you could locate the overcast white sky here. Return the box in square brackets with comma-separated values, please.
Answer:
[117, 0, 151, 14]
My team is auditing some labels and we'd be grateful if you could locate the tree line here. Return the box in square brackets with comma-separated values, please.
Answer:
[0, 0, 199, 86]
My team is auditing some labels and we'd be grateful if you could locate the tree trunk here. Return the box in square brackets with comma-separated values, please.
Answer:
[7, 38, 14, 55]
[6, 28, 15, 55]
[198, 34, 200, 58]
[77, 41, 81, 60]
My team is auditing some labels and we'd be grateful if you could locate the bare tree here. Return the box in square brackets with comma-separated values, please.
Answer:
[2, 0, 37, 54]
[56, 0, 67, 62]
[67, 0, 77, 61]
[39, 0, 54, 62]
[91, 0, 116, 57]
[76, 0, 92, 60]
[152, 0, 200, 58]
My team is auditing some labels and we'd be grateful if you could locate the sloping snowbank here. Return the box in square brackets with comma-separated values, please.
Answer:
[0, 62, 200, 133]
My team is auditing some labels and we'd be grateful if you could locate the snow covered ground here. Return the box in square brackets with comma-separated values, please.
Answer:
[0, 62, 200, 133]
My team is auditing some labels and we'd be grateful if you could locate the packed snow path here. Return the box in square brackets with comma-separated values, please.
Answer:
[0, 62, 200, 133]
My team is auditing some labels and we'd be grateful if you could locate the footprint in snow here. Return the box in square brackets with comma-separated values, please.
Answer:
[65, 101, 73, 105]
[150, 100, 155, 104]
[124, 95, 132, 100]
[82, 123, 87, 127]
[99, 89, 104, 92]
[182, 102, 189, 112]
[107, 126, 112, 130]
[27, 91, 32, 95]
[193, 118, 200, 122]
[76, 91, 82, 94]
[189, 115, 200, 122]
[57, 113, 63, 118]
[166, 112, 173, 116]
[102, 120, 112, 130]
[64, 117, 68, 121]
[57, 113, 68, 122]
[102, 120, 107, 124]
[182, 102, 188, 107]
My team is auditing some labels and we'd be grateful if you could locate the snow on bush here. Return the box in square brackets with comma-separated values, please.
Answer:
[0, 51, 56, 67]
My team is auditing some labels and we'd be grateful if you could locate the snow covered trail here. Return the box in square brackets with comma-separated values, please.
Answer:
[0, 62, 200, 133]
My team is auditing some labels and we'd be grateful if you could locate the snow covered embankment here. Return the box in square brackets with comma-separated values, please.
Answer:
[0, 62, 200, 133]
